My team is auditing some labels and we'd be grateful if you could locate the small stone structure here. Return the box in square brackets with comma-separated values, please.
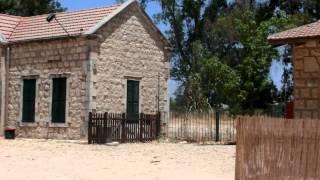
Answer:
[292, 41, 320, 118]
[0, 0, 170, 139]
[268, 21, 320, 119]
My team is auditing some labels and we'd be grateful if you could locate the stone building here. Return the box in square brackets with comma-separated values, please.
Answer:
[268, 21, 320, 119]
[0, 0, 170, 139]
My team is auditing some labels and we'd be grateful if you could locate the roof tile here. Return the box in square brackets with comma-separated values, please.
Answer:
[0, 4, 120, 43]
[0, 14, 21, 41]
[268, 21, 320, 44]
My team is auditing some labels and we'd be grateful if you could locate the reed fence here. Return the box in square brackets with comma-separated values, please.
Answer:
[236, 116, 320, 180]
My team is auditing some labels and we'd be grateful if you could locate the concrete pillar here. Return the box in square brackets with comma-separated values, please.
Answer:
[0, 47, 5, 136]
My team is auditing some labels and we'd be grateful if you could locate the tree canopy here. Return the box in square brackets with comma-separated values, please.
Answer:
[0, 0, 65, 16]
[137, 0, 320, 113]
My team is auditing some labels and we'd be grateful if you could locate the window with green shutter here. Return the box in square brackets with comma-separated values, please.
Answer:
[51, 78, 67, 123]
[22, 79, 36, 122]
[127, 80, 139, 114]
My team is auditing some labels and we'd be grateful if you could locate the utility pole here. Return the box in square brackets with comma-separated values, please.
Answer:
[157, 73, 160, 113]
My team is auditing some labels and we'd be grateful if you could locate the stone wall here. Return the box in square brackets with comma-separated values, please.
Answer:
[293, 40, 320, 119]
[7, 38, 89, 139]
[92, 4, 169, 114]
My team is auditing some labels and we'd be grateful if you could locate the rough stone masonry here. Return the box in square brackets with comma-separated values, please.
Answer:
[293, 40, 320, 119]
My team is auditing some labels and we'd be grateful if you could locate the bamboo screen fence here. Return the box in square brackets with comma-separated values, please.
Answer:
[236, 117, 320, 180]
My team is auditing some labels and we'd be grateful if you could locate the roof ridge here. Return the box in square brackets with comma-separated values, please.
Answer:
[268, 19, 320, 44]
[0, 4, 121, 19]
[59, 4, 121, 14]
[18, 3, 121, 18]
[0, 13, 21, 18]
[269, 21, 319, 37]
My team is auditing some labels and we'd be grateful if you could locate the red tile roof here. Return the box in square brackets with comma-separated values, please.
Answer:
[0, 14, 21, 39]
[0, 4, 121, 43]
[268, 21, 320, 44]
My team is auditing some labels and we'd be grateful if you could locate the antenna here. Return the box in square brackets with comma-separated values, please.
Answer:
[46, 13, 71, 37]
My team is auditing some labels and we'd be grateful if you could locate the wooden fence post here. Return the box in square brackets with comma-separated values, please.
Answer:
[97, 113, 102, 144]
[88, 112, 93, 144]
[210, 112, 213, 141]
[121, 113, 126, 143]
[156, 112, 161, 138]
[215, 111, 220, 142]
[235, 117, 241, 179]
[140, 113, 143, 141]
[103, 112, 108, 143]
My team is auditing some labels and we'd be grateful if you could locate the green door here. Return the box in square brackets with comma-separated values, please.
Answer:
[51, 78, 67, 123]
[127, 80, 139, 114]
[22, 79, 36, 122]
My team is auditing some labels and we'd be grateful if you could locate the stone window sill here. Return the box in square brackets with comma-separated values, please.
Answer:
[19, 122, 38, 127]
[48, 122, 70, 128]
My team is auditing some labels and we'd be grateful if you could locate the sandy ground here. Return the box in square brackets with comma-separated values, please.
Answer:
[0, 138, 235, 180]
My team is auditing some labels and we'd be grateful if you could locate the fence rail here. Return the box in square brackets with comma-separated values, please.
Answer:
[88, 112, 161, 144]
[236, 116, 320, 180]
[165, 112, 236, 143]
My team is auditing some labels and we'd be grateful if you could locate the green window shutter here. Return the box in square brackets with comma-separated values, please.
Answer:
[22, 79, 36, 122]
[127, 80, 139, 114]
[51, 78, 67, 123]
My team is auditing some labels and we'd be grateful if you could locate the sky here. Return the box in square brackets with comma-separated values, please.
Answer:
[58, 0, 284, 96]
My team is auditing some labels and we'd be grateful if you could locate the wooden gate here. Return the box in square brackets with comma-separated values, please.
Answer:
[88, 112, 161, 144]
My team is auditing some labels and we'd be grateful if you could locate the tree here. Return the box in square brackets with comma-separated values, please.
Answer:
[0, 0, 65, 16]
[200, 7, 293, 112]
[138, 0, 294, 112]
[254, 0, 320, 103]
[279, 47, 293, 102]
[200, 56, 242, 112]
[233, 10, 292, 111]
[120, 0, 316, 113]
[256, 0, 320, 23]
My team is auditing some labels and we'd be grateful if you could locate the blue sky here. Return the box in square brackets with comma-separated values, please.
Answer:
[59, 0, 284, 96]
[270, 61, 283, 89]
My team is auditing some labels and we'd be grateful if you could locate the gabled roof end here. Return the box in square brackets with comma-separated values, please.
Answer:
[85, 0, 137, 35]
[85, 0, 170, 48]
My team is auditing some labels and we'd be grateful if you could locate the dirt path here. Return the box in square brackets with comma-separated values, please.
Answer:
[0, 138, 235, 180]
